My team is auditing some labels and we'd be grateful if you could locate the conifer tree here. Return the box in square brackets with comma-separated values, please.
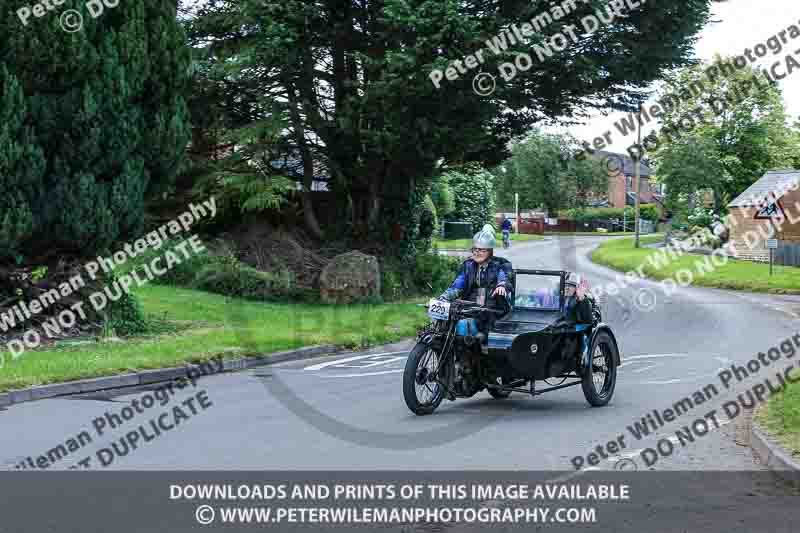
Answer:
[0, 0, 191, 261]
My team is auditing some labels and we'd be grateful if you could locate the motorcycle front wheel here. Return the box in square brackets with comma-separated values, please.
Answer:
[403, 342, 445, 415]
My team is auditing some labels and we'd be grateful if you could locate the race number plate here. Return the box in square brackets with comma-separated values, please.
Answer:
[427, 298, 451, 321]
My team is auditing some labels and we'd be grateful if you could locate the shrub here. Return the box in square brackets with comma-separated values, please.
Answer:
[119, 236, 212, 286]
[430, 177, 456, 220]
[119, 236, 319, 302]
[381, 252, 461, 301]
[443, 163, 496, 233]
[419, 194, 437, 239]
[104, 273, 149, 336]
[565, 205, 660, 224]
[192, 251, 300, 301]
[688, 207, 714, 228]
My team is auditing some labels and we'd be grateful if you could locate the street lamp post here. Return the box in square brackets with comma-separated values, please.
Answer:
[634, 102, 643, 248]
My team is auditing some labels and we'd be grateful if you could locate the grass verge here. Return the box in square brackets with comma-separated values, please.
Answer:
[0, 284, 427, 392]
[434, 233, 544, 249]
[544, 231, 637, 236]
[591, 236, 800, 294]
[755, 370, 800, 458]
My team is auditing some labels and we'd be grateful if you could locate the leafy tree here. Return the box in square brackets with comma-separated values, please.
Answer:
[184, 0, 717, 242]
[0, 0, 191, 262]
[498, 131, 608, 213]
[443, 163, 496, 233]
[419, 194, 438, 240]
[649, 57, 795, 212]
[788, 119, 800, 170]
[191, 117, 296, 220]
[430, 174, 456, 221]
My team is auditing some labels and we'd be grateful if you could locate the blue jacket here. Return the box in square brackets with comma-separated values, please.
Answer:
[501, 219, 513, 231]
[440, 256, 513, 304]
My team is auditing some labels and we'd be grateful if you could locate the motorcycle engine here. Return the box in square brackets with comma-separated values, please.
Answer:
[453, 348, 482, 397]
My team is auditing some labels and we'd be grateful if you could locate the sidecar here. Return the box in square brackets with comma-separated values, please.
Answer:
[486, 269, 621, 406]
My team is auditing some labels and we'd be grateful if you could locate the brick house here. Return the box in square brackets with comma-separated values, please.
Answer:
[593, 151, 665, 211]
[726, 169, 800, 262]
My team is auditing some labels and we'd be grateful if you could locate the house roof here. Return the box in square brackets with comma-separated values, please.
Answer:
[593, 151, 652, 178]
[728, 169, 800, 207]
[625, 192, 664, 206]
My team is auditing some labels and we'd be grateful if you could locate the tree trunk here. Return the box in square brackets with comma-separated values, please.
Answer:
[286, 82, 323, 240]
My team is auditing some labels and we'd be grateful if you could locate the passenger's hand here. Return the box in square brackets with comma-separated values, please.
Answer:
[492, 286, 507, 298]
[576, 278, 589, 300]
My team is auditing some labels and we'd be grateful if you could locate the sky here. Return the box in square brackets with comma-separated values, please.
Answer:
[543, 0, 800, 154]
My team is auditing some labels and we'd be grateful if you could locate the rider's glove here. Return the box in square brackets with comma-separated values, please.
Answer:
[439, 288, 460, 301]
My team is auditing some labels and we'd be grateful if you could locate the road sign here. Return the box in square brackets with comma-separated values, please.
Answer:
[767, 238, 778, 249]
[754, 198, 785, 220]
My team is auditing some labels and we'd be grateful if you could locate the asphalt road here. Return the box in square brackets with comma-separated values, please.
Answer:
[3, 236, 800, 473]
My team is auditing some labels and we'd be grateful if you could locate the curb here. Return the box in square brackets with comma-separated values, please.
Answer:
[750, 418, 800, 484]
[0, 344, 341, 409]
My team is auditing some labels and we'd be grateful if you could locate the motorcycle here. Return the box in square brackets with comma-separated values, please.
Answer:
[403, 270, 621, 415]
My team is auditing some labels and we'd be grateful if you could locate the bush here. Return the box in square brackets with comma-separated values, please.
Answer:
[192, 251, 307, 301]
[120, 236, 212, 286]
[119, 236, 319, 302]
[104, 273, 149, 336]
[443, 163, 496, 233]
[430, 177, 456, 220]
[688, 207, 714, 228]
[381, 252, 461, 301]
[419, 194, 437, 240]
[565, 205, 660, 224]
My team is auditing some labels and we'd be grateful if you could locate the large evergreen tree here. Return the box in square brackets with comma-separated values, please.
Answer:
[184, 0, 717, 242]
[0, 1, 191, 262]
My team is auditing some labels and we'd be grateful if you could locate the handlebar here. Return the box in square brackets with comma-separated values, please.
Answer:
[452, 299, 507, 316]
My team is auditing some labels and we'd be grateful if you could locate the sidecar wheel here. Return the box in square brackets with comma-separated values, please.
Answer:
[581, 330, 617, 407]
[403, 342, 444, 415]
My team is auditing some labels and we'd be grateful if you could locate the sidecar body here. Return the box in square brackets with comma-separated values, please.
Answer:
[487, 269, 620, 383]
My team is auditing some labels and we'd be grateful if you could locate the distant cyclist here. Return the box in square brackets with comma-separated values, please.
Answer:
[501, 218, 513, 248]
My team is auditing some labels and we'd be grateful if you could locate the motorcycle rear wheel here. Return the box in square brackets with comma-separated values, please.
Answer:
[403, 342, 445, 415]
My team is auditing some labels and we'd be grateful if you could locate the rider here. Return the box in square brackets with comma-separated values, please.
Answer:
[501, 217, 513, 246]
[439, 224, 513, 339]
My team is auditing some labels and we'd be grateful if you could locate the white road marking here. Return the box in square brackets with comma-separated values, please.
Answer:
[333, 356, 407, 369]
[625, 353, 689, 360]
[303, 351, 407, 371]
[321, 369, 404, 378]
[631, 363, 660, 374]
[602, 416, 734, 465]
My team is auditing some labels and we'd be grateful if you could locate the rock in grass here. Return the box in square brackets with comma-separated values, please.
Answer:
[319, 251, 381, 304]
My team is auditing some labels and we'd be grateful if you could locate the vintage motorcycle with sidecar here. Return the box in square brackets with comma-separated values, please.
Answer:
[403, 269, 621, 415]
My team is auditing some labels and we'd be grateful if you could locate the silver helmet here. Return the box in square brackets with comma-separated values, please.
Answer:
[472, 224, 496, 249]
[565, 272, 580, 287]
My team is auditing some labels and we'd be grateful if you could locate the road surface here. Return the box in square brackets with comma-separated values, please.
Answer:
[2, 236, 799, 473]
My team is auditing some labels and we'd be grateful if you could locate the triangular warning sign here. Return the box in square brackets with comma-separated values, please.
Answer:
[754, 197, 785, 220]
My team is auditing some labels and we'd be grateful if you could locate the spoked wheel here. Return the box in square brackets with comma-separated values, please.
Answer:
[581, 331, 618, 407]
[488, 377, 512, 399]
[403, 342, 445, 415]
